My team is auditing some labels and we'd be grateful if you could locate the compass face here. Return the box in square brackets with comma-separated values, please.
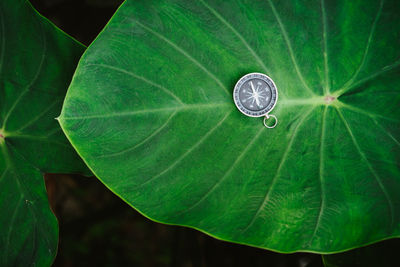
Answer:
[233, 73, 278, 117]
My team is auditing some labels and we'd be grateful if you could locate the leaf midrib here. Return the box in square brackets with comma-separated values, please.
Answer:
[0, 144, 52, 264]
[1, 23, 47, 130]
[60, 102, 230, 120]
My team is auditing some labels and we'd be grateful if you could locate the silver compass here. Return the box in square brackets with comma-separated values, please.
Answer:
[233, 73, 278, 128]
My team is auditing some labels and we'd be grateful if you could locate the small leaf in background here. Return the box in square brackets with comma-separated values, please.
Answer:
[60, 0, 400, 253]
[0, 0, 89, 265]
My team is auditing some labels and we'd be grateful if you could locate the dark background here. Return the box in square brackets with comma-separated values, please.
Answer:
[28, 0, 394, 266]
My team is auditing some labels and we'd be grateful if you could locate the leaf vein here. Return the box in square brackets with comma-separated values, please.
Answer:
[7, 135, 70, 148]
[343, 105, 400, 148]
[60, 103, 230, 120]
[178, 126, 265, 214]
[0, 167, 8, 181]
[333, 0, 384, 95]
[85, 63, 185, 105]
[14, 99, 61, 133]
[199, 0, 270, 73]
[241, 107, 315, 233]
[134, 20, 230, 95]
[267, 0, 316, 96]
[96, 110, 178, 158]
[2, 23, 47, 129]
[336, 108, 395, 227]
[138, 111, 232, 187]
[340, 103, 400, 123]
[5, 196, 23, 264]
[337, 59, 400, 95]
[321, 0, 330, 94]
[309, 106, 328, 245]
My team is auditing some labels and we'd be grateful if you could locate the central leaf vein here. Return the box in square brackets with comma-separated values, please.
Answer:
[61, 103, 230, 120]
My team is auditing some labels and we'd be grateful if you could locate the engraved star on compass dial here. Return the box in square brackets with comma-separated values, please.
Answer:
[239, 79, 272, 111]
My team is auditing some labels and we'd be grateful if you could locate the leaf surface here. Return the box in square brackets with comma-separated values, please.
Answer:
[60, 0, 400, 252]
[0, 0, 88, 265]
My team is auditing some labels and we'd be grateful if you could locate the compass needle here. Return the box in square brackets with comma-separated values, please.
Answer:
[255, 95, 260, 106]
[250, 81, 256, 94]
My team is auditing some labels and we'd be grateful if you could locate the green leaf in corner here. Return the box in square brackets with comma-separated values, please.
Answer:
[0, 0, 89, 265]
[59, 0, 400, 253]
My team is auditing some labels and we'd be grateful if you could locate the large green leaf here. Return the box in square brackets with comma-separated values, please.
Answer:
[0, 0, 88, 265]
[59, 0, 400, 253]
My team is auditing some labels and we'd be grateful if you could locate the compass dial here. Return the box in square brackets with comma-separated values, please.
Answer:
[233, 73, 278, 117]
